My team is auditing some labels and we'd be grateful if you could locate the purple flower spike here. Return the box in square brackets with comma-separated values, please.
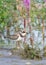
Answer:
[44, 0, 46, 2]
[23, 0, 30, 9]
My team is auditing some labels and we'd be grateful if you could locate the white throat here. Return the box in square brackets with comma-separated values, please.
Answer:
[16, 35, 22, 41]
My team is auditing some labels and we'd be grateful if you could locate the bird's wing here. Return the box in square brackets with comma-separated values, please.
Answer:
[9, 34, 19, 40]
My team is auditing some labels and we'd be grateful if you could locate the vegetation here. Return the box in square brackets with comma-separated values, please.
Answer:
[43, 46, 46, 57]
[0, 0, 46, 59]
[20, 44, 42, 59]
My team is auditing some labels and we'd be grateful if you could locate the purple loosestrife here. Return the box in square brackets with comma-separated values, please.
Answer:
[44, 0, 46, 2]
[23, 0, 30, 9]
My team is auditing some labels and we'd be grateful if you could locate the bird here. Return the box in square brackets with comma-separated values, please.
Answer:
[3, 30, 27, 49]
[8, 30, 27, 41]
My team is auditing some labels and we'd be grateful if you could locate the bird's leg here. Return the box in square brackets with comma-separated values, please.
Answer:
[30, 37, 34, 49]
[20, 41, 23, 49]
[23, 35, 26, 44]
[16, 41, 17, 48]
[17, 41, 20, 49]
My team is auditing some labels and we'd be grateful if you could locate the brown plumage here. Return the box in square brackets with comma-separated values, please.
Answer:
[9, 34, 19, 40]
[4, 34, 19, 40]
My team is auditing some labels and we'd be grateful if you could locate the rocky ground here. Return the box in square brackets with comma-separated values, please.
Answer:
[0, 49, 46, 65]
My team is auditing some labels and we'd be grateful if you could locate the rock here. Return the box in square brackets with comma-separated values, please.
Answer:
[26, 62, 31, 65]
